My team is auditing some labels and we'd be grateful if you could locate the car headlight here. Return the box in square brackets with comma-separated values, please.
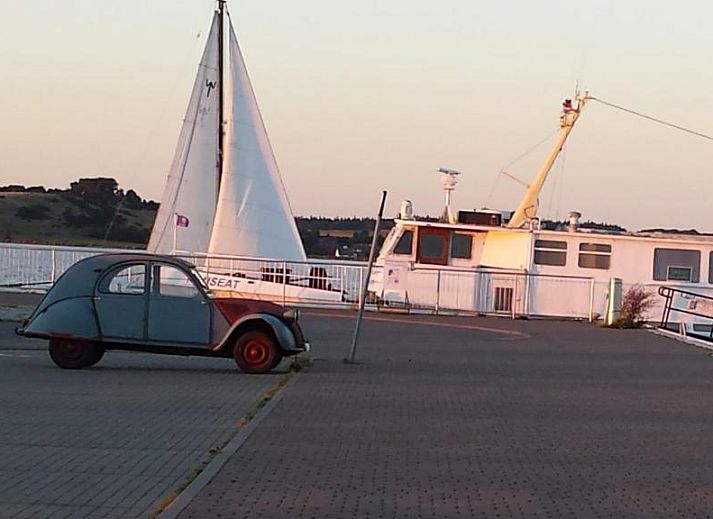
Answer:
[282, 308, 300, 322]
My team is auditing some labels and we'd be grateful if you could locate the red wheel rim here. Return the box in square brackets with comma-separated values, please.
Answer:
[243, 338, 270, 367]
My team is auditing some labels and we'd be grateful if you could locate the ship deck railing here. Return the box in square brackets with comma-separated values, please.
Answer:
[658, 286, 713, 342]
[0, 241, 653, 321]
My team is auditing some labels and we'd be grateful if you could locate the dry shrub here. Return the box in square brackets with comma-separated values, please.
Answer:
[616, 284, 655, 328]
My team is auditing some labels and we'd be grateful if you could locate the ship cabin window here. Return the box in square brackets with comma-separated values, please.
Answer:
[393, 230, 414, 255]
[450, 233, 473, 259]
[417, 228, 449, 266]
[653, 248, 700, 282]
[534, 239, 567, 267]
[709, 252, 713, 283]
[578, 243, 611, 270]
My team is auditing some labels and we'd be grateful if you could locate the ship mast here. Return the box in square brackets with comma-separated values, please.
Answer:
[217, 0, 226, 197]
[507, 93, 590, 228]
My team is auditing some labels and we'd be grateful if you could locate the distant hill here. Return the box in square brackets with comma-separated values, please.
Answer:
[0, 178, 157, 247]
[0, 179, 388, 257]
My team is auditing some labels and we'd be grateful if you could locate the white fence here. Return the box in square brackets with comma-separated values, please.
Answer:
[0, 243, 125, 291]
[0, 242, 602, 319]
[374, 264, 597, 319]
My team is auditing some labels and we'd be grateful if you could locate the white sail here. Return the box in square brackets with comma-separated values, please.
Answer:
[148, 15, 221, 254]
[207, 20, 306, 262]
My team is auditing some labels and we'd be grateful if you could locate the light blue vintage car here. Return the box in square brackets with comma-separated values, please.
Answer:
[17, 253, 309, 373]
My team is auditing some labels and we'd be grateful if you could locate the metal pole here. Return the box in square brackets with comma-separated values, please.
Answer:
[357, 267, 363, 309]
[345, 191, 387, 363]
[341, 265, 346, 304]
[282, 260, 287, 306]
[50, 249, 57, 285]
[216, 0, 225, 195]
[588, 278, 595, 323]
[172, 213, 177, 254]
[435, 270, 441, 315]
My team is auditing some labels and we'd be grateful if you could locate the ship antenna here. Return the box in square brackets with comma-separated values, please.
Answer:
[438, 167, 461, 224]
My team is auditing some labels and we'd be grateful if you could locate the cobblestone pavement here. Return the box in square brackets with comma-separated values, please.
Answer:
[0, 323, 44, 350]
[0, 346, 284, 518]
[179, 312, 713, 518]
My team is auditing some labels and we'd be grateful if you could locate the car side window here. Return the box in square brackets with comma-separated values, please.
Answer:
[106, 264, 146, 295]
[153, 264, 201, 298]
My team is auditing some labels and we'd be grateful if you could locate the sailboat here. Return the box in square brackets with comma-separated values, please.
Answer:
[147, 2, 342, 303]
[148, 0, 305, 262]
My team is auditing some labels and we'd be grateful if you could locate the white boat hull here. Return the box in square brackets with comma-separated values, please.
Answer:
[202, 271, 344, 304]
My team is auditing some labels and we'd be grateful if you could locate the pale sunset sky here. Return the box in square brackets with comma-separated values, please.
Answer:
[1, 0, 712, 231]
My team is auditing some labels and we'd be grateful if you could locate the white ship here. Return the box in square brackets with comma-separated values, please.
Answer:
[370, 93, 713, 331]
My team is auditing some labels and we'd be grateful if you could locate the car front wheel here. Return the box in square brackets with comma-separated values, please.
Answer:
[233, 330, 282, 374]
[49, 339, 102, 369]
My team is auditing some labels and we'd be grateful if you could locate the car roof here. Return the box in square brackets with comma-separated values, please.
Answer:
[31, 253, 197, 317]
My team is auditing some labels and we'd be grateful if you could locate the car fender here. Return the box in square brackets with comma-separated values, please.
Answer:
[18, 297, 99, 340]
[215, 313, 298, 353]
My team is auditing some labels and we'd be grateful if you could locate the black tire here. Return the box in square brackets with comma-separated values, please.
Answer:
[85, 345, 105, 367]
[233, 330, 282, 374]
[48, 339, 101, 369]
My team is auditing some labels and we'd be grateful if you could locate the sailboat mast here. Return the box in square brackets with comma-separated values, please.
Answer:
[217, 0, 226, 195]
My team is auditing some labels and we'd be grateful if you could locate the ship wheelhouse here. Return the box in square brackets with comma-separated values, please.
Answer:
[378, 221, 487, 269]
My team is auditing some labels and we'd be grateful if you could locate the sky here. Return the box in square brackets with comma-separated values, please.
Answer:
[1, 0, 712, 231]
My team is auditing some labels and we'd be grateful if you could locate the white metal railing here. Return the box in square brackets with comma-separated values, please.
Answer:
[373, 264, 597, 319]
[0, 243, 126, 291]
[624, 281, 713, 330]
[0, 242, 603, 319]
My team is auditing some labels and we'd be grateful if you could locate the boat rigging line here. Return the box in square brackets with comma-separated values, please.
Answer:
[590, 97, 713, 142]
[484, 128, 559, 208]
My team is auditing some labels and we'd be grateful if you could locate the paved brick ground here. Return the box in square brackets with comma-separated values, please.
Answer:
[179, 312, 713, 518]
[0, 348, 283, 518]
[0, 292, 42, 334]
[0, 323, 44, 350]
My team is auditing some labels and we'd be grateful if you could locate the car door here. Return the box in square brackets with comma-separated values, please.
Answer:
[95, 262, 148, 342]
[147, 262, 211, 347]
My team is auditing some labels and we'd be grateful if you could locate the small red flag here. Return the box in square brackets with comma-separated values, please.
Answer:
[175, 214, 190, 228]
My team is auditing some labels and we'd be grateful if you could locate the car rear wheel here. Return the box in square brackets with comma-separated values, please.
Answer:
[233, 330, 282, 374]
[85, 346, 105, 367]
[49, 339, 101, 369]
